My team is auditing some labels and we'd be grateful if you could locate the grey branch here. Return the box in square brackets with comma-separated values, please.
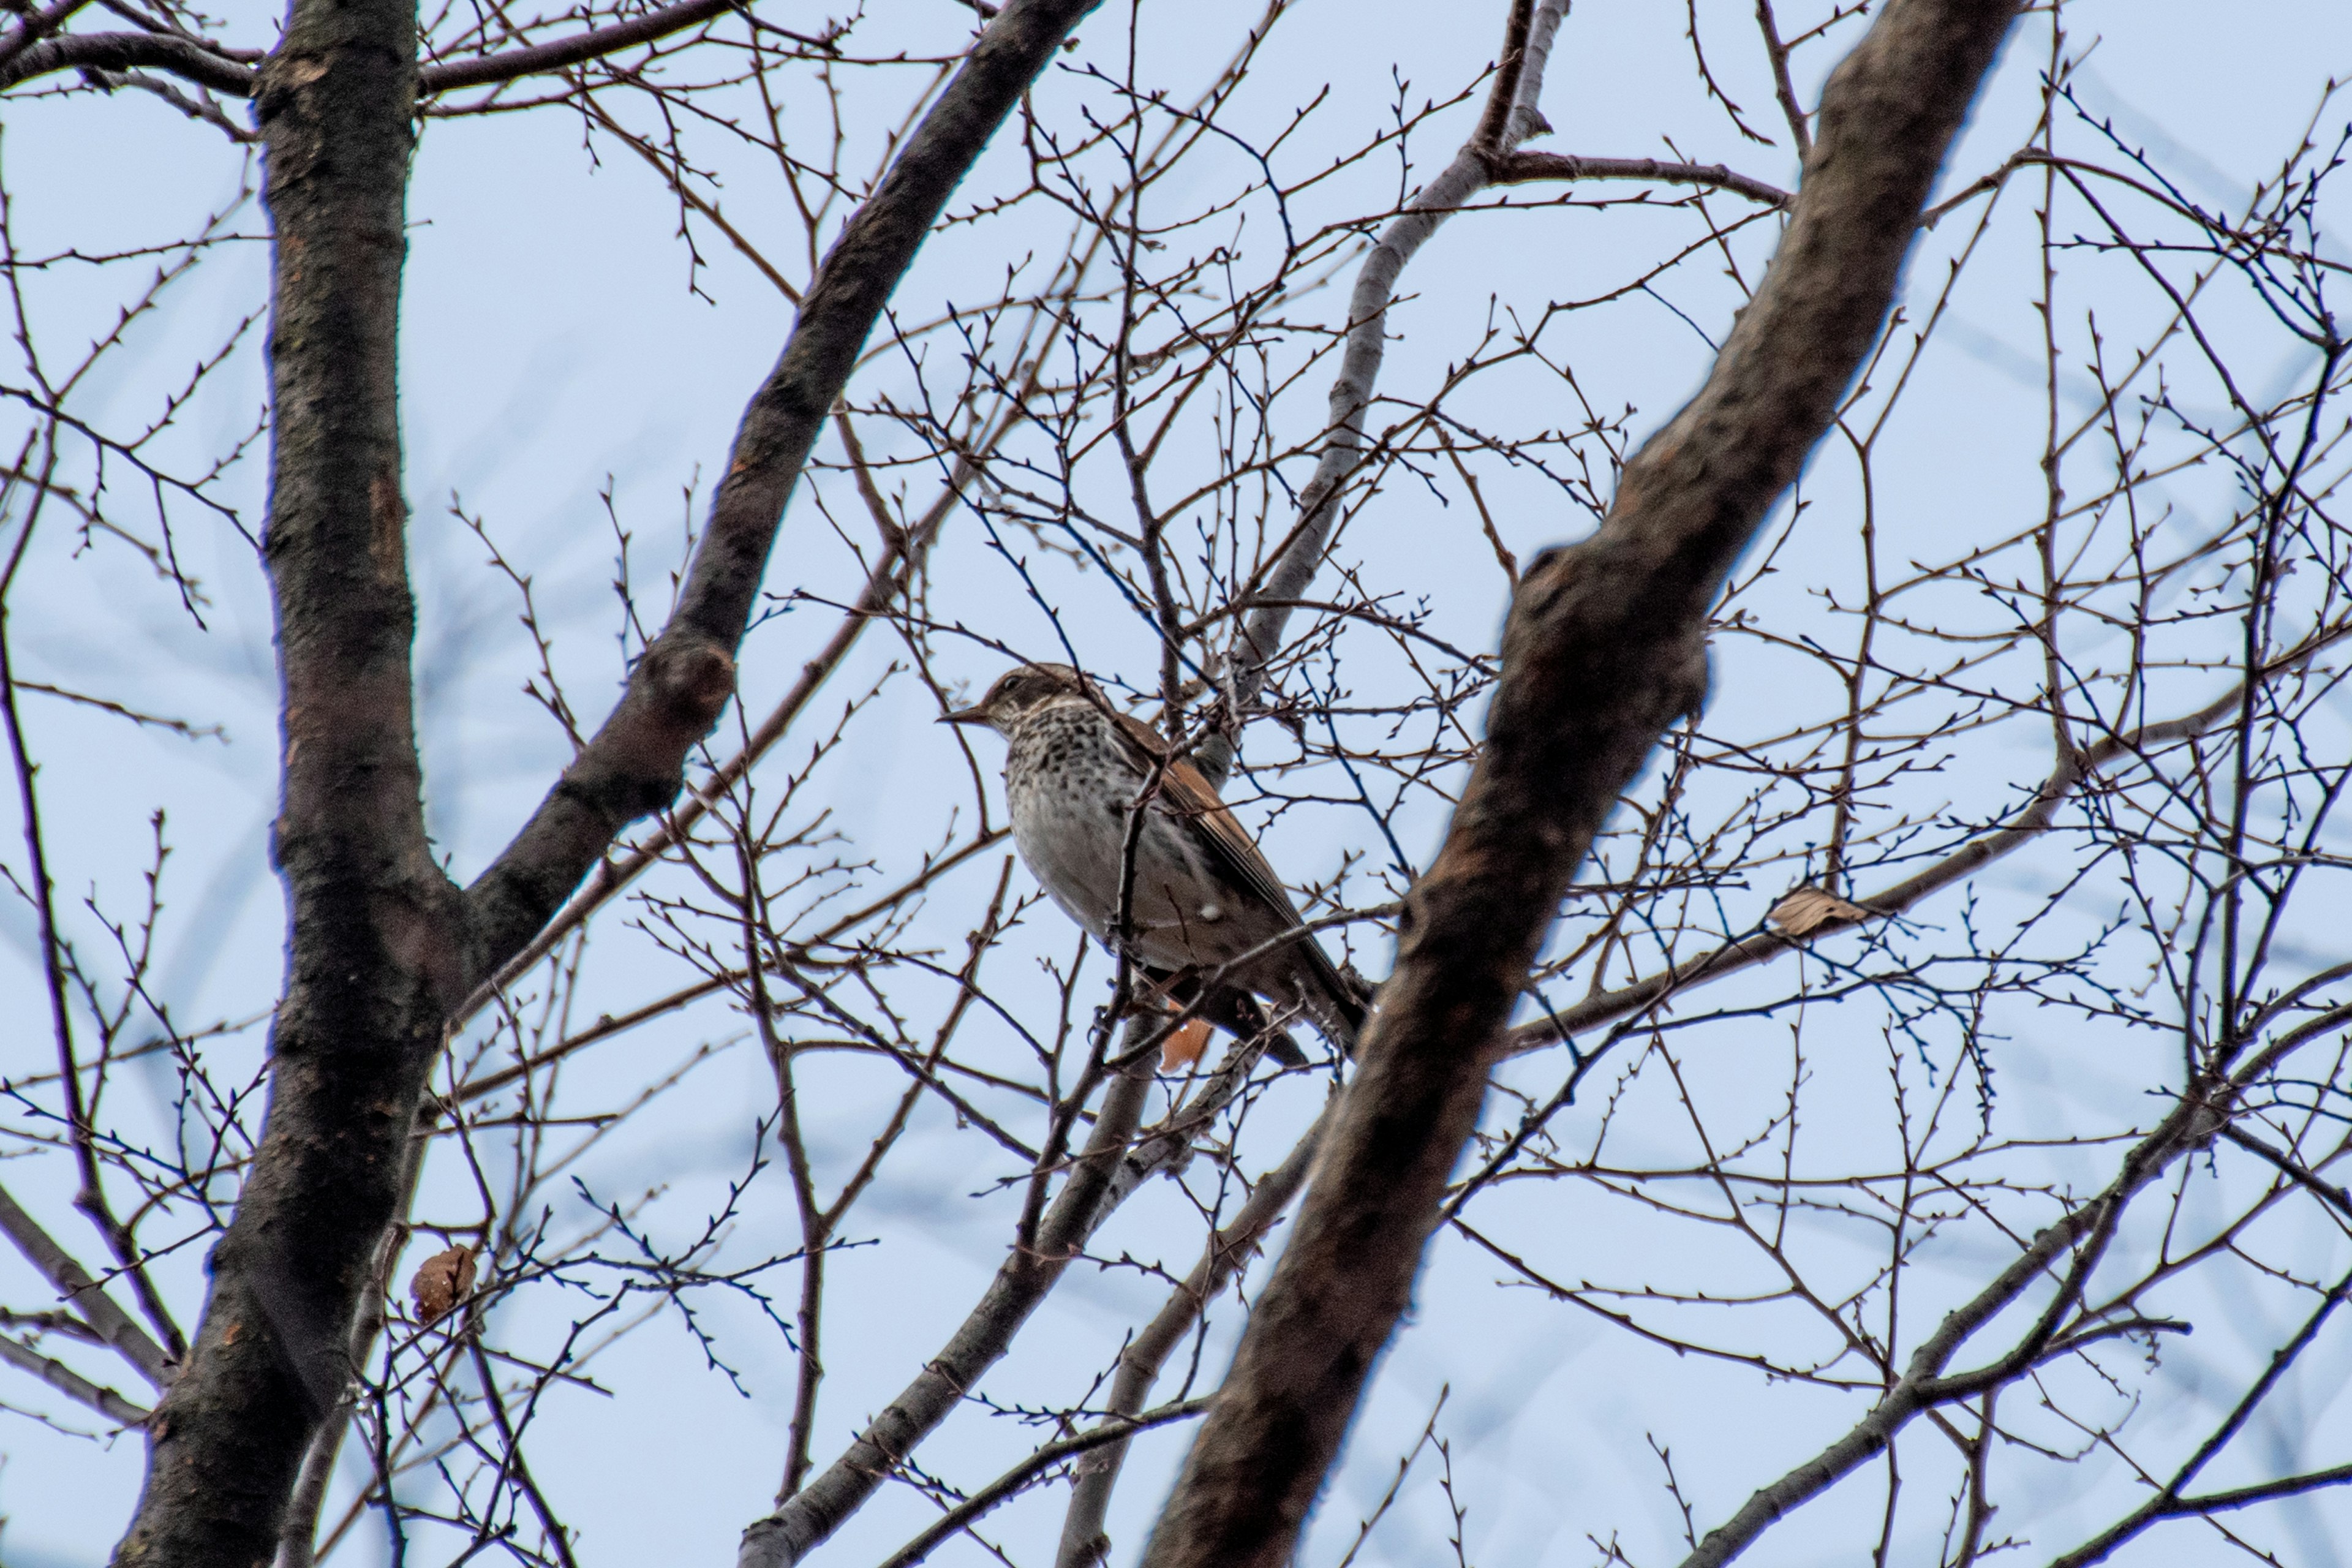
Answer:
[1194, 0, 1569, 790]
[1055, 1104, 1332, 1568]
[1485, 149, 1792, 208]
[1675, 1010, 2331, 1568]
[736, 1042, 1157, 1568]
[0, 0, 739, 96]
[0, 1330, 151, 1427]
[0, 1181, 172, 1389]
[877, 1396, 1216, 1568]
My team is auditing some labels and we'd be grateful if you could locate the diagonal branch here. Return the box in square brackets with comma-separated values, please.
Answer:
[0, 1182, 172, 1389]
[878, 1396, 1216, 1568]
[1055, 1104, 1332, 1568]
[1137, 5, 2024, 1565]
[451, 445, 974, 1027]
[0, 1330, 151, 1427]
[737, 1039, 1157, 1568]
[1194, 0, 1569, 789]
[0, 0, 94, 75]
[459, 0, 1104, 979]
[1672, 1005, 2343, 1568]
[2043, 1263, 2352, 1568]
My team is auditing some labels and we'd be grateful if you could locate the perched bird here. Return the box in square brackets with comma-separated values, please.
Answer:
[941, 663, 1366, 1069]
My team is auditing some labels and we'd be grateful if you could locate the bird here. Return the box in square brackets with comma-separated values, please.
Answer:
[940, 663, 1366, 1070]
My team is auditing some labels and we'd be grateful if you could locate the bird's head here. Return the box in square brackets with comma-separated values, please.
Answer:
[938, 662, 1088, 736]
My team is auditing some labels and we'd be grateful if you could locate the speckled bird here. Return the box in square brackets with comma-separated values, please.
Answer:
[941, 663, 1365, 1066]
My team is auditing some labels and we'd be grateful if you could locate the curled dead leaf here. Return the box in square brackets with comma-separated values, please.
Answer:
[409, 1245, 477, 1326]
[1767, 887, 1871, 937]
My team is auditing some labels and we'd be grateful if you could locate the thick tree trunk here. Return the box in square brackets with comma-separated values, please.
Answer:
[1136, 4, 2026, 1566]
[114, 0, 442, 1560]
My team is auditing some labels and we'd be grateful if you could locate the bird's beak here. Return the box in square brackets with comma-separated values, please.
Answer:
[938, 705, 992, 727]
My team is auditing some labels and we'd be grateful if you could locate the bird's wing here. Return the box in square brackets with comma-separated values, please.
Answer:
[1106, 705, 1366, 1042]
[1105, 711, 1302, 921]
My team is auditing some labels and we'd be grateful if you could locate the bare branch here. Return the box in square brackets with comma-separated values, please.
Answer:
[2, 0, 746, 97]
[1056, 1104, 1332, 1567]
[879, 1396, 1216, 1568]
[1504, 629, 2348, 1059]
[460, 0, 1099, 973]
[737, 1043, 1157, 1568]
[1139, 6, 2024, 1564]
[0, 1183, 171, 1389]
[0, 1330, 151, 1427]
[0, 30, 254, 95]
[420, 0, 740, 92]
[1486, 149, 1793, 209]
[1194, 0, 1569, 788]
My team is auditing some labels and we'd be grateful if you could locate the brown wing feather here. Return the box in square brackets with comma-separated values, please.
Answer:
[1104, 712, 1297, 917]
[1106, 709, 1362, 1034]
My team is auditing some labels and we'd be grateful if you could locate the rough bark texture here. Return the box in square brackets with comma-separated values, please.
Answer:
[114, 0, 440, 1559]
[1136, 4, 2023, 1565]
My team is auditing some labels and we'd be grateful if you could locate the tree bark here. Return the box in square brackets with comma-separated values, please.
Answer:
[1136, 4, 2024, 1565]
[114, 0, 438, 1558]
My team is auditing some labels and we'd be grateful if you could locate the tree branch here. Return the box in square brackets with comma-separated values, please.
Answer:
[0, 0, 94, 77]
[0, 1330, 151, 1427]
[450, 443, 974, 1028]
[1137, 5, 2023, 1565]
[0, 1182, 171, 1389]
[1668, 998, 2352, 1568]
[0, 29, 254, 95]
[1194, 0, 1569, 789]
[1500, 627, 2348, 1060]
[114, 0, 440, 1559]
[737, 1041, 1156, 1568]
[1055, 1104, 1332, 1568]
[878, 1396, 1215, 1568]
[2, 0, 742, 98]
[460, 0, 1103, 980]
[2043, 1264, 2352, 1568]
[420, 0, 738, 92]
[1485, 148, 1792, 208]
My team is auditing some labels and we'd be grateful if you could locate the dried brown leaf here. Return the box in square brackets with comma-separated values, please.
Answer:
[409, 1245, 478, 1326]
[1766, 887, 1871, 937]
